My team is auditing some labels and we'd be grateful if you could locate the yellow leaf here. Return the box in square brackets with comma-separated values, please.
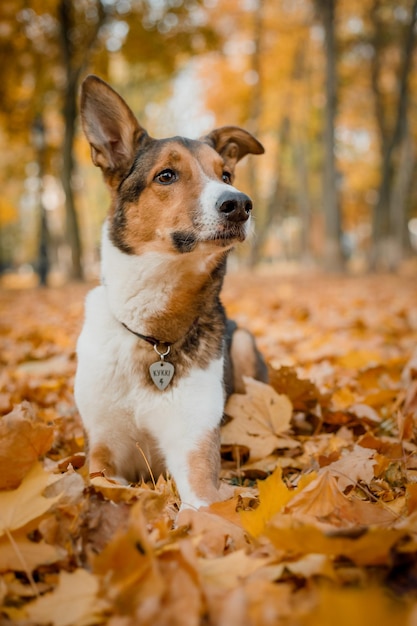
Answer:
[240, 467, 316, 537]
[266, 521, 406, 566]
[336, 351, 382, 369]
[0, 463, 61, 536]
[0, 530, 62, 571]
[301, 584, 410, 626]
[331, 387, 357, 410]
[25, 569, 106, 626]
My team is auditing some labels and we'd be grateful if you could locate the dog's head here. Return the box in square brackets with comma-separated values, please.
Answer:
[80, 75, 264, 256]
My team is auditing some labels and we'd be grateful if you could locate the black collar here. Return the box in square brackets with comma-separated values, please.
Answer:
[121, 316, 199, 351]
[121, 322, 171, 350]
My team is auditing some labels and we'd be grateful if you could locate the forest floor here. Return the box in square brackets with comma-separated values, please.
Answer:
[1, 270, 417, 625]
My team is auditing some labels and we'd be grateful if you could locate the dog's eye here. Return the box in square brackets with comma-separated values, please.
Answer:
[154, 169, 177, 185]
[222, 171, 232, 184]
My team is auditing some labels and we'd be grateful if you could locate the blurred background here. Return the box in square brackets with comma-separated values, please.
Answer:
[0, 0, 416, 287]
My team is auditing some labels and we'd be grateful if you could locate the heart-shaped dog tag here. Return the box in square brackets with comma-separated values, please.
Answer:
[149, 360, 175, 391]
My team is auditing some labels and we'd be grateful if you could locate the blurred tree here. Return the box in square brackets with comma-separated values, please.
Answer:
[314, 0, 344, 270]
[0, 0, 217, 281]
[369, 0, 417, 269]
[57, 0, 106, 280]
[2, 0, 417, 275]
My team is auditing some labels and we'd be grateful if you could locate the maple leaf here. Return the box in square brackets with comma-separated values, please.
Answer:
[222, 377, 294, 460]
[179, 507, 248, 557]
[0, 462, 61, 536]
[324, 444, 377, 490]
[265, 521, 407, 566]
[25, 568, 108, 626]
[198, 549, 269, 589]
[268, 366, 328, 411]
[0, 402, 54, 489]
[240, 467, 316, 538]
[0, 529, 62, 571]
[286, 470, 397, 527]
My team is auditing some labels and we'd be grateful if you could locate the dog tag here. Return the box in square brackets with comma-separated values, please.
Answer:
[149, 360, 175, 391]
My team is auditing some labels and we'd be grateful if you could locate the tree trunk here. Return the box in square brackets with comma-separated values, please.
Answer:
[58, 0, 105, 280]
[247, 0, 265, 267]
[250, 117, 290, 265]
[293, 131, 312, 265]
[390, 121, 415, 258]
[62, 68, 84, 280]
[370, 0, 417, 269]
[316, 0, 343, 271]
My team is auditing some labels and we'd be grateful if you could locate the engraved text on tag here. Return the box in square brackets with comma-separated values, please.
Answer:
[149, 361, 175, 391]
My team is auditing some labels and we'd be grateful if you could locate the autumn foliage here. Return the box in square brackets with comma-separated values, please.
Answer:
[1, 272, 417, 625]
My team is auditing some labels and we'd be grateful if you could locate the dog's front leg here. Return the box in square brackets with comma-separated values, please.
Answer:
[163, 426, 228, 510]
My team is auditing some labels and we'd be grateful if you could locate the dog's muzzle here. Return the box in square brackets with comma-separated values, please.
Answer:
[216, 190, 253, 223]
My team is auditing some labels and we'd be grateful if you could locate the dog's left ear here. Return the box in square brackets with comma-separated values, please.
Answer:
[203, 126, 264, 170]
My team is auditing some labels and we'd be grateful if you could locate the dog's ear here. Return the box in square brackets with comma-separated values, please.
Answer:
[80, 75, 148, 182]
[203, 126, 264, 170]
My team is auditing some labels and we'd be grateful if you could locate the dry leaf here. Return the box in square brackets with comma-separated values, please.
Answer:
[0, 463, 61, 536]
[324, 445, 377, 490]
[240, 467, 316, 538]
[198, 549, 269, 589]
[25, 568, 107, 626]
[222, 377, 294, 460]
[300, 584, 410, 626]
[0, 402, 54, 489]
[266, 520, 407, 565]
[0, 529, 63, 571]
[178, 508, 248, 557]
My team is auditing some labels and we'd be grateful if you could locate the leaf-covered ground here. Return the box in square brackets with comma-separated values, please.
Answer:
[0, 271, 417, 626]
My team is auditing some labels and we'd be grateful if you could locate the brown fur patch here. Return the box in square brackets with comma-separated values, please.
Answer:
[89, 442, 117, 477]
[187, 429, 221, 502]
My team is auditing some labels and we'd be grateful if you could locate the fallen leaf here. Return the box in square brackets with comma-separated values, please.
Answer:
[266, 520, 407, 565]
[268, 366, 327, 411]
[0, 402, 54, 489]
[0, 529, 63, 571]
[178, 508, 248, 557]
[0, 463, 61, 536]
[25, 568, 107, 626]
[240, 467, 316, 538]
[300, 584, 410, 626]
[199, 549, 269, 589]
[324, 445, 377, 490]
[222, 377, 294, 460]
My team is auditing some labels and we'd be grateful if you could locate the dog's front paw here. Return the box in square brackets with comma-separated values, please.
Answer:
[178, 481, 235, 512]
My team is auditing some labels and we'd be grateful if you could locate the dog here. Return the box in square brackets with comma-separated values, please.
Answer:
[75, 75, 267, 509]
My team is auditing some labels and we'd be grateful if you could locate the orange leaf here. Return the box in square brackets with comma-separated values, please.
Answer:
[0, 402, 54, 489]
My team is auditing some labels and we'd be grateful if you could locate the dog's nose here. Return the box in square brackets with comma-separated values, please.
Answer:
[216, 190, 253, 223]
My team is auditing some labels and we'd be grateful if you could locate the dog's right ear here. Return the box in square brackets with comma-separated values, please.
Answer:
[80, 75, 148, 182]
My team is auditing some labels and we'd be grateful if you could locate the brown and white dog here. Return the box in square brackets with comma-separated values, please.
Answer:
[75, 75, 267, 509]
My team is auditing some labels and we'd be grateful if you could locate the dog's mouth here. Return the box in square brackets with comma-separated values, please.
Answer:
[206, 227, 247, 245]
[171, 222, 248, 254]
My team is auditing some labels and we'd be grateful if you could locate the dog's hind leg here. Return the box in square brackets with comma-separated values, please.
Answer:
[225, 320, 268, 395]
